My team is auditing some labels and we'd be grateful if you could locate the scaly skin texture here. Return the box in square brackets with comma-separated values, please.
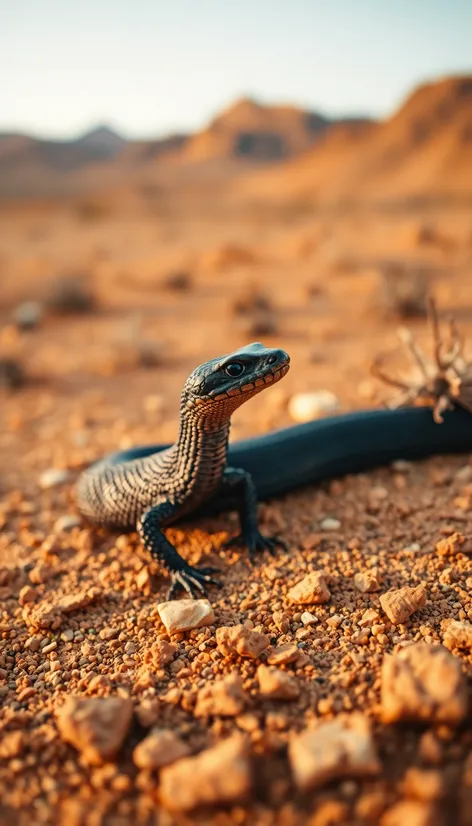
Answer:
[76, 342, 290, 597]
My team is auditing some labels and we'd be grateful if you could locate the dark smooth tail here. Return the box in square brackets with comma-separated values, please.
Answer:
[104, 406, 472, 501]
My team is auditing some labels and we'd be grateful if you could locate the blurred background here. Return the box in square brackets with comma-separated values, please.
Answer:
[1, 0, 472, 471]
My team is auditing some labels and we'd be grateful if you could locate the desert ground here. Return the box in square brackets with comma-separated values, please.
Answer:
[1, 76, 472, 826]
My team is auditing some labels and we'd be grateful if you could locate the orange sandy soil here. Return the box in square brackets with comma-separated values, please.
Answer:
[0, 200, 471, 826]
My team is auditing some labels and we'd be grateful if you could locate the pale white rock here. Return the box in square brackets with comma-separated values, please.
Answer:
[288, 391, 339, 423]
[13, 300, 43, 330]
[159, 734, 251, 811]
[39, 468, 72, 489]
[157, 599, 215, 634]
[301, 611, 319, 626]
[54, 514, 82, 532]
[289, 713, 380, 791]
[320, 517, 341, 531]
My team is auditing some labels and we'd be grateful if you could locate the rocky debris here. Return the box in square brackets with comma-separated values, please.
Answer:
[381, 642, 468, 725]
[22, 602, 63, 630]
[320, 517, 341, 531]
[354, 569, 382, 593]
[22, 588, 101, 629]
[257, 664, 300, 700]
[216, 624, 269, 659]
[39, 468, 72, 489]
[380, 800, 438, 826]
[13, 300, 43, 330]
[379, 584, 426, 624]
[288, 571, 331, 604]
[288, 391, 339, 423]
[58, 588, 101, 614]
[149, 639, 178, 667]
[435, 531, 466, 556]
[157, 599, 215, 634]
[194, 673, 248, 717]
[56, 696, 133, 765]
[135, 699, 161, 728]
[159, 735, 251, 811]
[133, 728, 191, 770]
[442, 619, 472, 651]
[289, 713, 380, 791]
[403, 767, 447, 801]
[267, 643, 299, 666]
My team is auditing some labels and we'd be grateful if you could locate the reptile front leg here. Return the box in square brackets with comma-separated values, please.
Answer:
[219, 467, 286, 561]
[138, 502, 221, 599]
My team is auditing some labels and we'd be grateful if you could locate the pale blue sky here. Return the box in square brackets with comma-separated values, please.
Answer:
[1, 0, 471, 139]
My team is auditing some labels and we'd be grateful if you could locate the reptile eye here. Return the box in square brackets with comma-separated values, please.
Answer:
[224, 362, 244, 378]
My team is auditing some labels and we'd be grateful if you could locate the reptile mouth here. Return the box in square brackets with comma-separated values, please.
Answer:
[210, 356, 290, 401]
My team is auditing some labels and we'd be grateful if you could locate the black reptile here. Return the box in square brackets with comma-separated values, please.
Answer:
[76, 341, 472, 599]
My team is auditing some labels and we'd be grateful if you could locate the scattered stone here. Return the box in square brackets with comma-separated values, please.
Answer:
[320, 517, 341, 531]
[354, 570, 382, 593]
[379, 585, 426, 624]
[22, 602, 63, 630]
[301, 611, 319, 626]
[358, 608, 382, 628]
[289, 713, 380, 791]
[380, 800, 437, 826]
[435, 532, 466, 557]
[54, 515, 82, 532]
[13, 301, 43, 330]
[288, 391, 339, 423]
[57, 588, 101, 614]
[40, 468, 70, 492]
[403, 767, 446, 801]
[257, 664, 300, 700]
[194, 673, 248, 717]
[56, 696, 133, 765]
[159, 735, 251, 811]
[267, 643, 299, 666]
[135, 566, 151, 590]
[157, 599, 215, 634]
[442, 620, 472, 651]
[133, 728, 191, 770]
[288, 572, 331, 605]
[18, 585, 36, 606]
[381, 642, 468, 725]
[216, 624, 269, 659]
[151, 640, 178, 667]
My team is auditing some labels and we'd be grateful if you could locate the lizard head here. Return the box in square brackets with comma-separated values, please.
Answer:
[182, 342, 290, 421]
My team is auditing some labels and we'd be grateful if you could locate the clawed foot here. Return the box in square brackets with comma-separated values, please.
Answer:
[167, 565, 221, 599]
[224, 530, 287, 563]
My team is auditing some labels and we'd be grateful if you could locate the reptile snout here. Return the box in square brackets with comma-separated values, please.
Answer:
[267, 348, 290, 368]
